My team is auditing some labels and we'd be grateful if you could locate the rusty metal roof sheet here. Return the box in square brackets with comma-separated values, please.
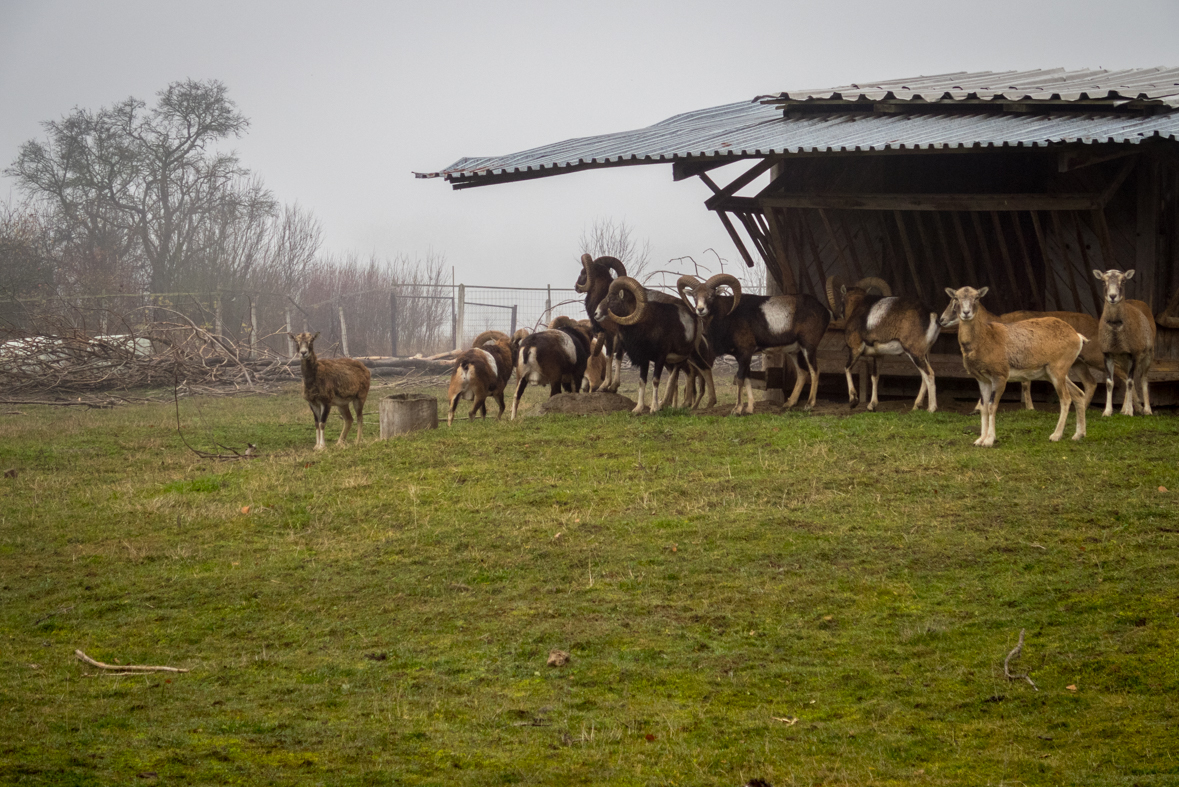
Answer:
[760, 67, 1179, 106]
[417, 68, 1179, 189]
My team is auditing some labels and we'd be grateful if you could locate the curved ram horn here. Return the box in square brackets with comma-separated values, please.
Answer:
[855, 277, 892, 297]
[599, 255, 627, 279]
[606, 276, 647, 326]
[676, 274, 702, 311]
[472, 330, 509, 348]
[825, 275, 848, 313]
[704, 273, 742, 314]
[575, 253, 593, 293]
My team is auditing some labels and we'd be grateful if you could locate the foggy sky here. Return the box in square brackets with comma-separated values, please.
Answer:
[2, 0, 1177, 288]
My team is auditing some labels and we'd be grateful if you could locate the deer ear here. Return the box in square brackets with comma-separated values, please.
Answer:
[1124, 269, 1135, 280]
[1092, 269, 1104, 281]
[287, 332, 297, 340]
[944, 287, 957, 299]
[977, 286, 989, 298]
[312, 332, 320, 342]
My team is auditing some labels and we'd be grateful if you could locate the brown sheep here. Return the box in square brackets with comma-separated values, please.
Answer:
[446, 331, 515, 426]
[940, 287, 1086, 446]
[1093, 269, 1156, 416]
[290, 331, 371, 450]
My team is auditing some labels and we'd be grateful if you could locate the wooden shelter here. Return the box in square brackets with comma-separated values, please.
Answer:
[418, 68, 1179, 402]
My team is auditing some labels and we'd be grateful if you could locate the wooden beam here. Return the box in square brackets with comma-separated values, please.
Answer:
[970, 212, 998, 301]
[990, 212, 1023, 301]
[784, 209, 819, 299]
[1011, 213, 1044, 310]
[716, 211, 757, 268]
[1029, 212, 1060, 310]
[818, 209, 858, 281]
[1092, 208, 1119, 270]
[1099, 157, 1138, 206]
[836, 212, 868, 283]
[764, 207, 798, 293]
[1135, 154, 1160, 309]
[704, 158, 780, 210]
[673, 159, 729, 182]
[1071, 213, 1105, 309]
[1049, 211, 1085, 312]
[892, 211, 927, 303]
[757, 192, 1103, 212]
[913, 212, 943, 300]
[950, 212, 982, 288]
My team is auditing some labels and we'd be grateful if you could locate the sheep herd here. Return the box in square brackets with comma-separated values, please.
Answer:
[292, 255, 1159, 449]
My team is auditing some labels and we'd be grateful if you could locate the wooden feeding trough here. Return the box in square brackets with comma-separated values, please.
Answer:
[379, 394, 437, 439]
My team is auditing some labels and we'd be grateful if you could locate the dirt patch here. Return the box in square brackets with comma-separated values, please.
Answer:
[535, 392, 637, 415]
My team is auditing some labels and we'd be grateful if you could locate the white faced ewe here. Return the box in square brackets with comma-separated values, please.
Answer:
[831, 276, 940, 413]
[575, 253, 628, 392]
[679, 273, 830, 415]
[939, 287, 1086, 446]
[1092, 269, 1156, 416]
[596, 276, 714, 414]
[509, 317, 591, 420]
[290, 331, 371, 450]
[447, 331, 515, 426]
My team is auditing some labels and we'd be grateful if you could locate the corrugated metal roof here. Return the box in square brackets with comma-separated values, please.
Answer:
[417, 68, 1179, 188]
[761, 67, 1179, 106]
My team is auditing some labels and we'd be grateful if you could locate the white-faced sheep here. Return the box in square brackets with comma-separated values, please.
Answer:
[290, 331, 371, 450]
[446, 330, 515, 426]
[939, 287, 1086, 446]
[1093, 269, 1156, 416]
[831, 276, 940, 413]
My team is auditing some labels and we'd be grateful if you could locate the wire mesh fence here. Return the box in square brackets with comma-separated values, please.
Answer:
[1, 279, 770, 366]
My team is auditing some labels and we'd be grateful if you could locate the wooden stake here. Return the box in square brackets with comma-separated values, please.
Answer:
[892, 211, 926, 302]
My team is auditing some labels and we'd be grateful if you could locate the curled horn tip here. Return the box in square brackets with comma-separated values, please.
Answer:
[855, 277, 892, 297]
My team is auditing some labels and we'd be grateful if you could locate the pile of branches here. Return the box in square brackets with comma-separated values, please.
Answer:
[1, 307, 296, 398]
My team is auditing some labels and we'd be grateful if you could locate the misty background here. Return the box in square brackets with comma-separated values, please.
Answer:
[2, 0, 1177, 303]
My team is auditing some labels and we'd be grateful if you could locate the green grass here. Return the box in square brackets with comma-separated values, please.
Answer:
[1, 383, 1177, 786]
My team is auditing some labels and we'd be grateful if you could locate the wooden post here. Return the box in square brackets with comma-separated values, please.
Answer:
[214, 293, 223, 337]
[454, 284, 465, 350]
[248, 297, 258, 360]
[285, 306, 295, 358]
[338, 302, 350, 357]
[544, 284, 552, 326]
[379, 394, 438, 439]
[389, 292, 399, 357]
[510, 304, 517, 336]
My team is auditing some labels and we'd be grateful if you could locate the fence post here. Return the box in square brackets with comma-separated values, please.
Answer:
[545, 284, 552, 325]
[510, 304, 517, 336]
[455, 284, 465, 350]
[338, 301, 350, 357]
[389, 292, 399, 357]
[285, 306, 295, 358]
[248, 297, 258, 360]
[214, 293, 223, 338]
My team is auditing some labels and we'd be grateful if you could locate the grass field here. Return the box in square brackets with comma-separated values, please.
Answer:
[1, 376, 1177, 786]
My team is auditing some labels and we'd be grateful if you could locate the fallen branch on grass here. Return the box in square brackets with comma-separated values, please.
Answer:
[1003, 629, 1038, 690]
[75, 649, 189, 673]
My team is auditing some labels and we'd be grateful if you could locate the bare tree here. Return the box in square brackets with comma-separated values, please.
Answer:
[7, 79, 273, 294]
[578, 217, 652, 282]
